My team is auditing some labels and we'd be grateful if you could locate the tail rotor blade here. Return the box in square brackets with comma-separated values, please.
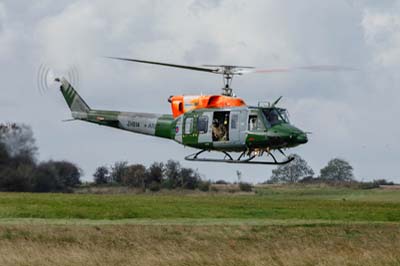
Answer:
[36, 64, 81, 95]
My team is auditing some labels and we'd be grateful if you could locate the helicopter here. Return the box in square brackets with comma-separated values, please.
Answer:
[54, 57, 343, 165]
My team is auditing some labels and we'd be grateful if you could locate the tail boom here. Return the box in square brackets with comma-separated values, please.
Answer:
[86, 110, 175, 139]
[57, 77, 175, 140]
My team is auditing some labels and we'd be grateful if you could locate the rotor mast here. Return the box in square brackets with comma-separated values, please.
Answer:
[203, 65, 254, 97]
[220, 67, 236, 97]
[222, 72, 233, 96]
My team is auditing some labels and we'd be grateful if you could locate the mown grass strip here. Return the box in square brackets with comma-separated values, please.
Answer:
[0, 218, 399, 226]
[0, 189, 398, 222]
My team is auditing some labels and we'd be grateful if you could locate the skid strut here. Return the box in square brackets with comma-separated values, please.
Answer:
[184, 150, 294, 165]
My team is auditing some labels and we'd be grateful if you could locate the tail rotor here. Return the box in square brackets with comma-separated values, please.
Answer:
[36, 64, 81, 95]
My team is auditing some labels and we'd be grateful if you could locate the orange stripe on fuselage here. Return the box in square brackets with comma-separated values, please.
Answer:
[169, 95, 246, 118]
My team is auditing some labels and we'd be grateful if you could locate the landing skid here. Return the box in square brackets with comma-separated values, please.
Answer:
[184, 150, 294, 165]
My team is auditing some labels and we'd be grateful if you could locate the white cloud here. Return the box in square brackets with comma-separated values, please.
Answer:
[35, 2, 105, 67]
[362, 6, 400, 66]
[0, 3, 16, 58]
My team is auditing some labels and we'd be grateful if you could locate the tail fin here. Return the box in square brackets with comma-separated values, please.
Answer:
[57, 77, 90, 113]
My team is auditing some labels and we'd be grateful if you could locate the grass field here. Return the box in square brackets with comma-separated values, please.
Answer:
[0, 186, 399, 265]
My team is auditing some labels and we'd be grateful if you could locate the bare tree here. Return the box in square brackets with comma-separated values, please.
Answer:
[110, 161, 128, 183]
[0, 123, 38, 162]
[236, 170, 242, 183]
[122, 164, 146, 188]
[180, 167, 200, 189]
[146, 162, 164, 186]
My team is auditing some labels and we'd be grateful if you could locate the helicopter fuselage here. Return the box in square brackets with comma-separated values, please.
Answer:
[75, 102, 307, 153]
[58, 78, 307, 164]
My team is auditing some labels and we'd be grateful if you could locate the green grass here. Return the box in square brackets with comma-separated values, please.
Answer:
[0, 187, 399, 266]
[0, 187, 399, 222]
[256, 186, 400, 202]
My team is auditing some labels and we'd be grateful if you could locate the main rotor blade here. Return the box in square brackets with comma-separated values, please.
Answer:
[106, 56, 218, 74]
[252, 65, 356, 74]
[296, 65, 357, 71]
[203, 64, 255, 69]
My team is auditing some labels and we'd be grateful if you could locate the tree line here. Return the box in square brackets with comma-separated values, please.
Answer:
[0, 123, 81, 192]
[93, 160, 211, 191]
[0, 123, 210, 193]
[0, 122, 395, 192]
[266, 154, 394, 187]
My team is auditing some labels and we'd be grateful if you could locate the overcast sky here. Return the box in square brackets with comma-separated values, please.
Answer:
[1, 0, 399, 182]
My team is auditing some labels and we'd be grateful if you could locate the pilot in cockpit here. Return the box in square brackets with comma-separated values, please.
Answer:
[248, 116, 257, 131]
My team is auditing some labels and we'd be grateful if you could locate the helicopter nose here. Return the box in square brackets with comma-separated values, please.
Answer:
[296, 132, 308, 144]
[265, 126, 308, 148]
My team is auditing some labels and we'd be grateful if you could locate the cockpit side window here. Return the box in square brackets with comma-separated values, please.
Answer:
[248, 115, 258, 130]
[248, 112, 265, 131]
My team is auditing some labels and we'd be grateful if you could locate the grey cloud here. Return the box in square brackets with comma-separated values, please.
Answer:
[1, 0, 399, 182]
[183, 41, 220, 64]
[189, 0, 224, 15]
[346, 0, 398, 9]
[0, 3, 4, 33]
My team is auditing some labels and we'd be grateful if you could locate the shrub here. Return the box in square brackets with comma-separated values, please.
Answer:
[373, 179, 394, 186]
[161, 178, 175, 190]
[210, 186, 219, 192]
[239, 182, 252, 192]
[358, 182, 379, 190]
[180, 167, 200, 190]
[198, 181, 210, 192]
[33, 160, 81, 192]
[122, 164, 146, 188]
[148, 181, 161, 192]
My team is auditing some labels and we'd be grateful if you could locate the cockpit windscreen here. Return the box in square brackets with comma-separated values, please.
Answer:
[262, 108, 289, 126]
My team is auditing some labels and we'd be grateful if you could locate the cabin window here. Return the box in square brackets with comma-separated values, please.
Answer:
[212, 111, 230, 141]
[231, 114, 238, 129]
[197, 116, 208, 134]
[184, 117, 193, 134]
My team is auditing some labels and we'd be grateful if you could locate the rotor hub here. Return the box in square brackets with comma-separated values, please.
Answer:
[207, 65, 253, 97]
